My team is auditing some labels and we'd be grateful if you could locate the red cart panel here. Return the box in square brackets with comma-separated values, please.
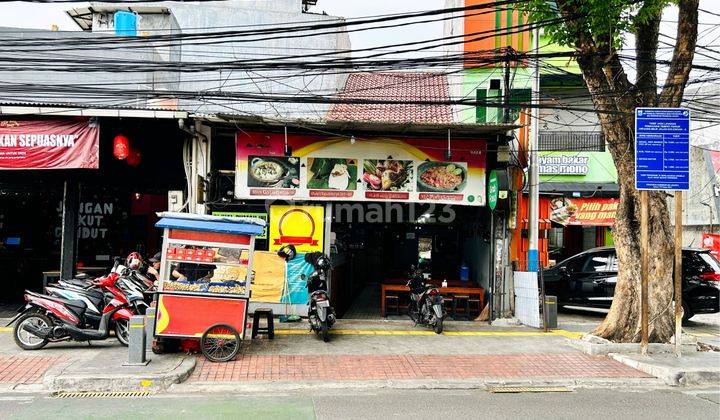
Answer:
[155, 293, 248, 338]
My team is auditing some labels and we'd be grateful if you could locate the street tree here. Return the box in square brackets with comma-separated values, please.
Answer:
[523, 0, 699, 342]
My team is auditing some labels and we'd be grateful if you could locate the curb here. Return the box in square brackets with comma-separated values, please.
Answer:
[169, 376, 665, 393]
[609, 353, 720, 387]
[45, 356, 196, 392]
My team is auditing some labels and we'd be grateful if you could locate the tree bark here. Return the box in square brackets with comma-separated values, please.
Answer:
[552, 0, 699, 342]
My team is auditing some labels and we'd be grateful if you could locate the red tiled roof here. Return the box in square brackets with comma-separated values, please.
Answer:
[327, 72, 453, 124]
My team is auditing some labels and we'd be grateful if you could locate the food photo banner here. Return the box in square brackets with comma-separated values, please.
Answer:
[0, 118, 99, 169]
[235, 132, 487, 206]
[549, 197, 618, 226]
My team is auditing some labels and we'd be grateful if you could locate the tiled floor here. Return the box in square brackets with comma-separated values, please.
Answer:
[189, 353, 651, 382]
[0, 355, 63, 384]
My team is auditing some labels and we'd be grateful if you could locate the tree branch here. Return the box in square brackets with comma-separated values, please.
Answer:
[635, 4, 662, 106]
[659, 0, 699, 107]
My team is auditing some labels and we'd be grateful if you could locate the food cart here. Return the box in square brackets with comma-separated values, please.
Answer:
[152, 212, 265, 362]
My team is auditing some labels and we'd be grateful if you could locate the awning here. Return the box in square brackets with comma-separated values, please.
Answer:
[155, 212, 265, 236]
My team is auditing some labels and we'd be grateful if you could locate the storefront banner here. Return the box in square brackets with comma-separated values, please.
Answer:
[702, 233, 720, 259]
[235, 132, 487, 206]
[0, 118, 99, 169]
[549, 197, 618, 226]
[269, 204, 324, 253]
[212, 211, 268, 239]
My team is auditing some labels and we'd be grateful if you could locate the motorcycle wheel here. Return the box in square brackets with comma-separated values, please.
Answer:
[433, 317, 444, 335]
[114, 319, 130, 346]
[407, 303, 419, 324]
[201, 324, 240, 363]
[14, 313, 51, 350]
[321, 323, 330, 343]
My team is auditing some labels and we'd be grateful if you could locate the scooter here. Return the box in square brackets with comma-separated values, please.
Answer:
[407, 265, 445, 334]
[301, 252, 336, 342]
[277, 245, 336, 342]
[7, 265, 136, 350]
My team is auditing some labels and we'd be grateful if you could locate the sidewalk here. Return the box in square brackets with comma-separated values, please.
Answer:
[1, 317, 708, 393]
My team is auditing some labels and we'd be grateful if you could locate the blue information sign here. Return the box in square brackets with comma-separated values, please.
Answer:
[635, 108, 690, 191]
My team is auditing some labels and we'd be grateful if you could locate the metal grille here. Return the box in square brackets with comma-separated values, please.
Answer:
[539, 131, 605, 152]
[52, 391, 152, 398]
[487, 386, 572, 393]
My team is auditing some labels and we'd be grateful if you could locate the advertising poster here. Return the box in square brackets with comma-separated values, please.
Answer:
[0, 118, 99, 169]
[236, 132, 487, 206]
[702, 233, 720, 259]
[549, 197, 618, 226]
[269, 205, 325, 253]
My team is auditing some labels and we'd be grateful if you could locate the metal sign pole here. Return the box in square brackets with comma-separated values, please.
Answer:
[674, 191, 683, 357]
[640, 190, 649, 355]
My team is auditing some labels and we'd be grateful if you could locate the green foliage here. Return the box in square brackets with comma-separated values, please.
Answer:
[520, 0, 671, 49]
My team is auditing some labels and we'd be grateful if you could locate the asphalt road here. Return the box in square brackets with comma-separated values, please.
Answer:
[1, 388, 718, 420]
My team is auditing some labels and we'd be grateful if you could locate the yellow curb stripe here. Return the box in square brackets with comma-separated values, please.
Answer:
[273, 329, 584, 337]
[0, 327, 12, 333]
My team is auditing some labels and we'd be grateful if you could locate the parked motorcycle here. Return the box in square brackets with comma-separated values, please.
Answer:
[277, 245, 336, 342]
[407, 265, 445, 334]
[47, 259, 149, 316]
[7, 264, 136, 349]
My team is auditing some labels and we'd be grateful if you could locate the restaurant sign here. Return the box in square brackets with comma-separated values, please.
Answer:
[0, 118, 99, 169]
[549, 197, 618, 226]
[235, 132, 487, 206]
[539, 154, 589, 175]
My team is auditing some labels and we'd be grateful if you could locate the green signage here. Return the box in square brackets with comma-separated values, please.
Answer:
[212, 211, 268, 239]
[488, 170, 499, 210]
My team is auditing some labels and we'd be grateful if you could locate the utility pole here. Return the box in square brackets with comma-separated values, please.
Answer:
[528, 28, 540, 271]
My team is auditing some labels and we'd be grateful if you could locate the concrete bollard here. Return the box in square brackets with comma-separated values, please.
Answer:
[145, 311, 156, 352]
[125, 315, 150, 366]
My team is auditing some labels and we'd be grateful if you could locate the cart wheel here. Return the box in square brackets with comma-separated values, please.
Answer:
[201, 324, 240, 363]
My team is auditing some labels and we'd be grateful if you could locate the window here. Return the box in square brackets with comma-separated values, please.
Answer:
[580, 251, 612, 272]
[539, 131, 605, 152]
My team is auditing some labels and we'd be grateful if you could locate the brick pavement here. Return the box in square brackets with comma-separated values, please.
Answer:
[189, 353, 651, 382]
[0, 356, 64, 384]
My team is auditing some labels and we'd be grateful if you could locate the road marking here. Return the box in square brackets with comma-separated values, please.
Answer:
[0, 327, 12, 332]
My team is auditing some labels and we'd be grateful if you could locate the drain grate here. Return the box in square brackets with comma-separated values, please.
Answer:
[53, 391, 152, 398]
[487, 386, 572, 393]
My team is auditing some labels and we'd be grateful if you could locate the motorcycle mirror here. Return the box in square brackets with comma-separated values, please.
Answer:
[300, 273, 306, 280]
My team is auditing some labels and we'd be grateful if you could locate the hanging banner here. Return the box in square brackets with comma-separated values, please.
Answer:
[0, 118, 99, 169]
[702, 233, 720, 259]
[269, 204, 324, 253]
[235, 132, 487, 206]
[549, 197, 618, 226]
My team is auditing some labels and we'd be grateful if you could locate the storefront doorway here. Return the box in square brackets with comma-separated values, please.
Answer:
[328, 203, 493, 319]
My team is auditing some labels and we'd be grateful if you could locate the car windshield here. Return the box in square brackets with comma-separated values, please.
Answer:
[698, 252, 720, 273]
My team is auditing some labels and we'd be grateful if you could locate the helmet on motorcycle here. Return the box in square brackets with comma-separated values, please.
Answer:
[316, 255, 331, 271]
[276, 244, 297, 262]
[126, 252, 143, 270]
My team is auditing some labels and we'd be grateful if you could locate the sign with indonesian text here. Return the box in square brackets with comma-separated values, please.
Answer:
[0, 118, 99, 169]
[549, 197, 618, 226]
[235, 132, 487, 206]
[539, 154, 589, 175]
[269, 205, 324, 253]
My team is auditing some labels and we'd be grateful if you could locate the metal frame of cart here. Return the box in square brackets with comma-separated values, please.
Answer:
[152, 212, 265, 359]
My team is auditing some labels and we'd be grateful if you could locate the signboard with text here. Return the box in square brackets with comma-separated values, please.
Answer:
[0, 118, 99, 169]
[235, 132, 487, 206]
[549, 197, 618, 226]
[635, 108, 690, 190]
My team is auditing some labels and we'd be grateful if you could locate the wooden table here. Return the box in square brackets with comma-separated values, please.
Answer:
[380, 283, 485, 317]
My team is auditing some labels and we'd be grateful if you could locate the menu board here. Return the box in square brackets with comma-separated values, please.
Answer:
[235, 132, 487, 206]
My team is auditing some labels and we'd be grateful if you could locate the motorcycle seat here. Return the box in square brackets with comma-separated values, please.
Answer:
[62, 278, 92, 288]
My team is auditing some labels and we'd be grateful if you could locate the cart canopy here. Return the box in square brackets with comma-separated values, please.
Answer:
[155, 212, 265, 236]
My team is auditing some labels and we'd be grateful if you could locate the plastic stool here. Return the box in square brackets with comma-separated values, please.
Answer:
[452, 295, 470, 320]
[385, 294, 400, 316]
[252, 308, 274, 339]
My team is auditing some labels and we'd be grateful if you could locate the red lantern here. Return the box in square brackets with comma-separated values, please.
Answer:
[127, 149, 142, 167]
[113, 134, 129, 160]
